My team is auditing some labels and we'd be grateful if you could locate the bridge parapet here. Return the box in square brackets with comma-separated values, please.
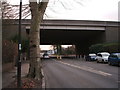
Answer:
[3, 19, 118, 27]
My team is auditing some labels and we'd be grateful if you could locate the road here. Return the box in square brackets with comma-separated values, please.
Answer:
[42, 59, 119, 88]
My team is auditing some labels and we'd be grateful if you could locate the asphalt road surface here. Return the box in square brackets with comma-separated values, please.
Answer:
[42, 59, 119, 88]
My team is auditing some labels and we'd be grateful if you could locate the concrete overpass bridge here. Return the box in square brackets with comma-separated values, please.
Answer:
[3, 19, 119, 54]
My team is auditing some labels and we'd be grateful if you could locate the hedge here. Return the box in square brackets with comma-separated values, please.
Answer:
[89, 42, 120, 53]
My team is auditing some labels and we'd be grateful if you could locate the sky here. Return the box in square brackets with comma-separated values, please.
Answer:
[40, 45, 72, 50]
[5, 0, 120, 50]
[46, 0, 120, 21]
[7, 0, 120, 21]
[40, 45, 53, 50]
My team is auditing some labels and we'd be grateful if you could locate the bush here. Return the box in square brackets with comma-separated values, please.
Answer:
[103, 43, 120, 53]
[89, 44, 104, 53]
[2, 40, 18, 64]
[89, 42, 120, 53]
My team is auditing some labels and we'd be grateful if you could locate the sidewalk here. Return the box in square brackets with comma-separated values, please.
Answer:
[2, 61, 29, 88]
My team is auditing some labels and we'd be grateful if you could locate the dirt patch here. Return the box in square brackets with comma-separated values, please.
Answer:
[6, 77, 42, 88]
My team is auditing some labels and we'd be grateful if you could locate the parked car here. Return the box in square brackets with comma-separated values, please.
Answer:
[108, 53, 120, 66]
[43, 53, 50, 59]
[85, 54, 96, 61]
[96, 52, 110, 63]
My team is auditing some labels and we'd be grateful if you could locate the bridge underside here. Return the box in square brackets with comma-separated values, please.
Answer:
[40, 29, 105, 54]
[41, 29, 105, 45]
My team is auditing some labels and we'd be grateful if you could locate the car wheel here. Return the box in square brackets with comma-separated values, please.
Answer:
[97, 60, 99, 63]
[108, 61, 111, 65]
[118, 63, 120, 67]
[102, 59, 104, 63]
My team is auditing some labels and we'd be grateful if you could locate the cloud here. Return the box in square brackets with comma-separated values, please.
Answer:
[46, 0, 119, 21]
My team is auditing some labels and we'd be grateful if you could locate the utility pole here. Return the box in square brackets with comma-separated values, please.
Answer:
[17, 0, 22, 88]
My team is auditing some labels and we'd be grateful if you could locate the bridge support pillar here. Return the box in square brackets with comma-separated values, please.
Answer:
[105, 25, 119, 43]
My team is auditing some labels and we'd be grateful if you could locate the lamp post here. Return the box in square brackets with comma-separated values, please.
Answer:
[17, 0, 22, 88]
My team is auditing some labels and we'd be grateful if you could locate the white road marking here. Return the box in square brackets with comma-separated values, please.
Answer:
[56, 60, 112, 76]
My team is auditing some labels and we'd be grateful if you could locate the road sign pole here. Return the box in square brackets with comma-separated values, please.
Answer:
[17, 0, 22, 88]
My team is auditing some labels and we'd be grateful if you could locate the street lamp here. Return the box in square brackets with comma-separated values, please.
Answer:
[17, 0, 22, 88]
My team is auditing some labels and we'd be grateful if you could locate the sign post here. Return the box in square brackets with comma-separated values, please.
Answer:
[17, 0, 22, 88]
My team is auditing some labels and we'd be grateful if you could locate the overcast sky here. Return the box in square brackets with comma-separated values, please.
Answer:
[7, 0, 120, 21]
[40, 45, 72, 50]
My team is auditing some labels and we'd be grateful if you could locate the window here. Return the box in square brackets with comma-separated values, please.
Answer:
[97, 54, 102, 57]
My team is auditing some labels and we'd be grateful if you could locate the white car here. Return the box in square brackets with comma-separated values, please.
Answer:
[96, 52, 110, 63]
[43, 53, 50, 59]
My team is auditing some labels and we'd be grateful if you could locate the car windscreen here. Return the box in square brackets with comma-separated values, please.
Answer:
[102, 54, 109, 56]
[97, 54, 102, 57]
[110, 55, 118, 58]
[114, 53, 120, 58]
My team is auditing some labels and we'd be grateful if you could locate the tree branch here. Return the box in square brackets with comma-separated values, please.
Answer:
[38, 1, 49, 13]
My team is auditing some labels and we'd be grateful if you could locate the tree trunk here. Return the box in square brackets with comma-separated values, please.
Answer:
[28, 0, 49, 80]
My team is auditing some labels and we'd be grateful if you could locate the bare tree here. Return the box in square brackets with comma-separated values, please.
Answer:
[28, 0, 49, 80]
[2, 1, 30, 19]
[2, 1, 14, 19]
